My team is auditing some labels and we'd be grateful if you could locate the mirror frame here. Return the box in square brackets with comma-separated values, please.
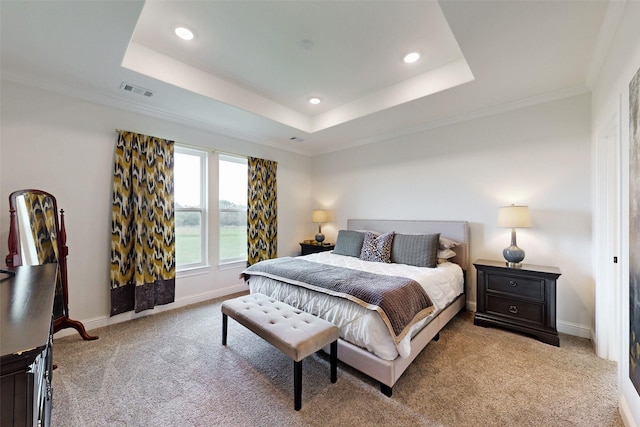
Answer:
[7, 189, 97, 340]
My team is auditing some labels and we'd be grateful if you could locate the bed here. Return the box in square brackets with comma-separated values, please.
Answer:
[243, 219, 469, 396]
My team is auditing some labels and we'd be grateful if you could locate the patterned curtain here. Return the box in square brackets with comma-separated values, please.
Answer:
[23, 193, 64, 317]
[110, 130, 176, 315]
[23, 193, 59, 264]
[247, 157, 278, 265]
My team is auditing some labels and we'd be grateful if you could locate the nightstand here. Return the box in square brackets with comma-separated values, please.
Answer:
[473, 259, 561, 346]
[299, 242, 334, 256]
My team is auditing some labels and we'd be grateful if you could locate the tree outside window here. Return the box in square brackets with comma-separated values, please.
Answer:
[219, 155, 247, 263]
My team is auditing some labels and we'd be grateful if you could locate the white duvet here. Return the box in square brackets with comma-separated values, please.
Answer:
[248, 251, 464, 361]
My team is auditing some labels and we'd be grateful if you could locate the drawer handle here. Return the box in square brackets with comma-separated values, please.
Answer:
[509, 280, 518, 287]
[509, 305, 518, 314]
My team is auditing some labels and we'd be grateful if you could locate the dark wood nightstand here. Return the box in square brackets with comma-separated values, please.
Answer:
[299, 242, 334, 256]
[473, 259, 561, 346]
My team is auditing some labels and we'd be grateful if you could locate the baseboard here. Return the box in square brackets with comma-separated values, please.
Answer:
[556, 319, 592, 339]
[620, 393, 639, 427]
[53, 283, 249, 338]
[58, 291, 592, 340]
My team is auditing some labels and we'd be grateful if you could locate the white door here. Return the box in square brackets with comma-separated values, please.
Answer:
[595, 112, 622, 361]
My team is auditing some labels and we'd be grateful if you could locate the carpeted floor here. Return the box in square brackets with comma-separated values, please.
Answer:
[51, 296, 622, 426]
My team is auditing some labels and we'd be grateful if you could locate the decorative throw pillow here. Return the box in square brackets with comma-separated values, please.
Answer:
[359, 231, 394, 263]
[333, 230, 365, 257]
[391, 233, 440, 268]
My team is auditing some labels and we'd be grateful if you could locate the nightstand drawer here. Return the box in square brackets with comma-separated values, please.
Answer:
[486, 295, 544, 325]
[486, 273, 544, 301]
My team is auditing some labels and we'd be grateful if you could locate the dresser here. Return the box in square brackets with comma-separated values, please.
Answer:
[1, 264, 58, 427]
[473, 259, 561, 346]
[299, 242, 334, 256]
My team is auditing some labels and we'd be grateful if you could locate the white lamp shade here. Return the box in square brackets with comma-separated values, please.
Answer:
[497, 205, 531, 228]
[312, 210, 329, 223]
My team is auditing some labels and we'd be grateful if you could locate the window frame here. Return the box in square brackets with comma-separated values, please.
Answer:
[218, 153, 248, 266]
[174, 145, 208, 272]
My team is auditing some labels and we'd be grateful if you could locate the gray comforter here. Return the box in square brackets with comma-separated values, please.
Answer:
[243, 257, 435, 344]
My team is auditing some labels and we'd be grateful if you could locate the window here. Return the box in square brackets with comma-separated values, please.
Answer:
[219, 154, 247, 264]
[174, 146, 207, 270]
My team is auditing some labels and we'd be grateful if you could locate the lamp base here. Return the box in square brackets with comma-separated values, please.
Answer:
[503, 245, 525, 266]
[505, 261, 522, 268]
[315, 233, 325, 243]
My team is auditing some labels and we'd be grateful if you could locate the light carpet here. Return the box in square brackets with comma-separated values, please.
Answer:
[51, 296, 622, 426]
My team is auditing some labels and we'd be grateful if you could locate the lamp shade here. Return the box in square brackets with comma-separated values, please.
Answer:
[497, 205, 531, 228]
[312, 210, 328, 223]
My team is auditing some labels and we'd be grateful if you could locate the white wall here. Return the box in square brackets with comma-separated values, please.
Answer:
[311, 93, 593, 338]
[0, 80, 312, 330]
[592, 1, 640, 426]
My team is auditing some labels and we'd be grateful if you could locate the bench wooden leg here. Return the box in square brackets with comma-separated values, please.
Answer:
[330, 340, 337, 383]
[222, 313, 228, 346]
[294, 360, 302, 411]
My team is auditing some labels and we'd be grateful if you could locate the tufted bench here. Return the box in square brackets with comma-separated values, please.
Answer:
[221, 293, 339, 411]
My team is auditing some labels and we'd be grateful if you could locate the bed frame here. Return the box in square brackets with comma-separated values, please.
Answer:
[323, 219, 470, 397]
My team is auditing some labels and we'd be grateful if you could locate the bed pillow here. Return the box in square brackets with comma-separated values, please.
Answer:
[437, 248, 457, 263]
[439, 237, 460, 250]
[333, 230, 365, 257]
[359, 231, 394, 263]
[391, 233, 440, 268]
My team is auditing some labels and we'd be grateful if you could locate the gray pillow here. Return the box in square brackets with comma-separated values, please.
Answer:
[391, 233, 440, 268]
[333, 230, 365, 257]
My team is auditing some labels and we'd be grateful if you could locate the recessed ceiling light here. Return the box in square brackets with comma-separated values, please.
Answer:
[404, 52, 420, 64]
[175, 26, 194, 41]
[308, 97, 321, 105]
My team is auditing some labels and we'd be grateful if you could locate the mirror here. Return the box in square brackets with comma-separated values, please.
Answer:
[6, 189, 97, 340]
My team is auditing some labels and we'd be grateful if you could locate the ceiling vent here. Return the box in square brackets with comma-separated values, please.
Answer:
[119, 82, 154, 97]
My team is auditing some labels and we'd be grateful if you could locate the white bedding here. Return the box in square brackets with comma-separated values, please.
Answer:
[248, 251, 464, 361]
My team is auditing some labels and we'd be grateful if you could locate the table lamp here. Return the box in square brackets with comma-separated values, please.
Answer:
[312, 210, 328, 243]
[498, 205, 531, 267]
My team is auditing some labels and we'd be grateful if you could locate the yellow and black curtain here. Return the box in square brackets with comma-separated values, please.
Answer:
[247, 157, 277, 265]
[23, 193, 58, 264]
[23, 193, 64, 317]
[110, 130, 175, 315]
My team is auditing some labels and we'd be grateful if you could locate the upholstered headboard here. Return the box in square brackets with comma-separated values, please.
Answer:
[347, 219, 470, 271]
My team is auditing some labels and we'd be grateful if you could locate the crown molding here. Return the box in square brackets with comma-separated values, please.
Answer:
[314, 85, 591, 156]
[1, 74, 312, 157]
